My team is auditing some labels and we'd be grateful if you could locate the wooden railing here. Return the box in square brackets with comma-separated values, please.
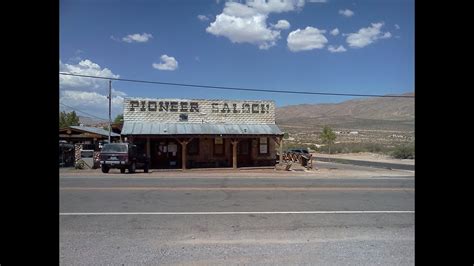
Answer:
[279, 152, 313, 170]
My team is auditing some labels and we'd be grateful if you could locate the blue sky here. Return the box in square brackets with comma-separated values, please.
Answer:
[60, 0, 414, 119]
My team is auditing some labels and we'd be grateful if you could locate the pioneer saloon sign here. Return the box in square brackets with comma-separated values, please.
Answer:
[124, 98, 276, 124]
[128, 100, 270, 114]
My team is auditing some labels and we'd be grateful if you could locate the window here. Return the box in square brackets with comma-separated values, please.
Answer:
[214, 137, 225, 155]
[259, 137, 269, 154]
[188, 139, 199, 155]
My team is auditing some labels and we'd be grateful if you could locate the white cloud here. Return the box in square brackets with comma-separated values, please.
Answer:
[246, 0, 305, 14]
[339, 9, 354, 17]
[346, 22, 391, 48]
[287, 26, 328, 52]
[272, 20, 291, 30]
[330, 28, 339, 36]
[206, 2, 281, 49]
[152, 55, 178, 71]
[60, 59, 121, 93]
[381, 32, 392, 39]
[206, 1, 302, 49]
[395, 24, 400, 30]
[308, 0, 327, 3]
[122, 33, 153, 43]
[60, 90, 124, 119]
[328, 45, 347, 53]
[197, 15, 209, 21]
[59, 59, 126, 118]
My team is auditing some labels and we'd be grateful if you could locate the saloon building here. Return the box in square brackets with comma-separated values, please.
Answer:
[121, 98, 284, 169]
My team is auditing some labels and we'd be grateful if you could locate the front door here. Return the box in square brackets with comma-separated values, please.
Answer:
[237, 139, 252, 167]
[151, 140, 181, 169]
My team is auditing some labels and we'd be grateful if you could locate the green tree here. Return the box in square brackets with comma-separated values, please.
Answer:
[59, 111, 80, 128]
[114, 114, 124, 124]
[320, 126, 337, 154]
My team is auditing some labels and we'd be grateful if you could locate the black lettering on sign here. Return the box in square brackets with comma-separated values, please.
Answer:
[221, 103, 231, 113]
[251, 104, 259, 113]
[170, 102, 178, 112]
[260, 104, 266, 113]
[232, 103, 240, 113]
[148, 101, 157, 111]
[211, 103, 219, 113]
[266, 104, 270, 113]
[242, 103, 250, 113]
[140, 101, 146, 111]
[180, 102, 188, 112]
[130, 101, 139, 111]
[190, 102, 199, 112]
[159, 101, 169, 111]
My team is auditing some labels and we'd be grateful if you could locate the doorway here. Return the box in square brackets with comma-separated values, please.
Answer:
[150, 139, 181, 169]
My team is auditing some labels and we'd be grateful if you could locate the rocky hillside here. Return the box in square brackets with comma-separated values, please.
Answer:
[276, 92, 414, 131]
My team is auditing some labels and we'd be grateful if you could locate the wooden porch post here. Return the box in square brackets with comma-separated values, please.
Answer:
[146, 137, 150, 158]
[273, 136, 284, 164]
[279, 137, 283, 164]
[176, 138, 193, 170]
[231, 139, 239, 169]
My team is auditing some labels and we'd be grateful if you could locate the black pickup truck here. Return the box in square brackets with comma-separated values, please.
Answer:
[99, 143, 149, 173]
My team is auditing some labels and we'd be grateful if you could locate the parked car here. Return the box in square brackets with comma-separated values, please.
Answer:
[99, 143, 149, 173]
[286, 148, 310, 155]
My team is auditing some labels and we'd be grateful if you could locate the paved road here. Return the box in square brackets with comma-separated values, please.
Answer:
[315, 156, 415, 171]
[60, 176, 414, 265]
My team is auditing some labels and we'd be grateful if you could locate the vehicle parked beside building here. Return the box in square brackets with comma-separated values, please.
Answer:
[99, 143, 149, 173]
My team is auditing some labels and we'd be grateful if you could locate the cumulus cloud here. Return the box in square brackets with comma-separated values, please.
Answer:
[246, 0, 305, 14]
[152, 55, 178, 71]
[206, 1, 302, 49]
[328, 45, 347, 53]
[308, 0, 327, 3]
[59, 59, 126, 118]
[122, 33, 153, 43]
[346, 22, 391, 48]
[60, 59, 120, 93]
[272, 20, 291, 30]
[330, 28, 339, 36]
[339, 9, 354, 17]
[381, 32, 392, 39]
[61, 91, 124, 119]
[197, 15, 209, 21]
[287, 26, 328, 52]
[395, 24, 400, 30]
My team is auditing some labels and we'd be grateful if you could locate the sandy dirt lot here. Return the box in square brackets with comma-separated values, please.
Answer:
[60, 162, 413, 179]
[313, 152, 414, 165]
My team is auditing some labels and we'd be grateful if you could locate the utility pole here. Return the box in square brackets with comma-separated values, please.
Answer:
[108, 80, 112, 144]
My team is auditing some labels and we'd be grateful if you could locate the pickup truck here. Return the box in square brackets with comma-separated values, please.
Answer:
[99, 143, 149, 173]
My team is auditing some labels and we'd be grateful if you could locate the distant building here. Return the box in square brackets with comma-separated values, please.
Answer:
[59, 125, 121, 167]
[59, 125, 121, 147]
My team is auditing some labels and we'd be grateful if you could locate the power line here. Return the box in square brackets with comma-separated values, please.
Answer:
[59, 72, 415, 98]
[60, 102, 108, 121]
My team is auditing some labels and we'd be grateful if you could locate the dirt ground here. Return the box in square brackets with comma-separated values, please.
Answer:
[313, 152, 415, 165]
[60, 161, 414, 179]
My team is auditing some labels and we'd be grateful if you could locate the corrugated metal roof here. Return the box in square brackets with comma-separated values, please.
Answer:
[121, 122, 283, 135]
[69, 126, 120, 137]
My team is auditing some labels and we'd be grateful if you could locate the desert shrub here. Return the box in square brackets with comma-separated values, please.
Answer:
[318, 143, 388, 154]
[391, 144, 415, 159]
